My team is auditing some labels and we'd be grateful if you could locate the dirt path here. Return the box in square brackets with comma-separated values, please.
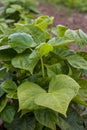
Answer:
[38, 3, 87, 33]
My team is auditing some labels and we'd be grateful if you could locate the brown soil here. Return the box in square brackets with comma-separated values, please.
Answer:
[38, 3, 87, 33]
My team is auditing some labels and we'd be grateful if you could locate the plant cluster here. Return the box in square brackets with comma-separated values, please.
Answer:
[0, 15, 87, 130]
[0, 0, 39, 25]
[45, 0, 87, 12]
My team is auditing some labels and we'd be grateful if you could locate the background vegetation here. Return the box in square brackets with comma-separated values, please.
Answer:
[43, 0, 87, 12]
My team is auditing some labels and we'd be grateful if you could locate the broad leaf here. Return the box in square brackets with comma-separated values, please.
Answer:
[57, 25, 68, 37]
[66, 55, 87, 70]
[12, 43, 53, 74]
[0, 105, 16, 123]
[46, 63, 63, 78]
[38, 43, 53, 57]
[65, 29, 87, 48]
[34, 108, 58, 130]
[0, 48, 17, 61]
[48, 37, 74, 47]
[6, 4, 22, 13]
[76, 78, 87, 101]
[12, 50, 39, 74]
[15, 24, 46, 44]
[18, 75, 80, 116]
[78, 52, 87, 61]
[8, 32, 36, 53]
[53, 48, 75, 59]
[34, 16, 53, 30]
[57, 107, 85, 130]
[64, 29, 80, 42]
[0, 96, 7, 112]
[67, 107, 85, 130]
[17, 81, 46, 111]
[57, 116, 74, 130]
[6, 91, 17, 99]
[5, 113, 36, 130]
[0, 80, 17, 93]
[78, 29, 87, 46]
[0, 68, 7, 79]
[35, 75, 80, 116]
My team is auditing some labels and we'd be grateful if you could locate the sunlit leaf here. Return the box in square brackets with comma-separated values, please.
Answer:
[17, 81, 46, 111]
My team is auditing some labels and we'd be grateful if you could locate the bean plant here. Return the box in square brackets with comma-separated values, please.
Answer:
[0, 0, 39, 25]
[0, 16, 87, 130]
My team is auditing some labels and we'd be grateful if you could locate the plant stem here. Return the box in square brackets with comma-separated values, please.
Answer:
[41, 57, 45, 77]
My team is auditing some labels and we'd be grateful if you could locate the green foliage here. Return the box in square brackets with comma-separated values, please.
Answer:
[57, 107, 85, 130]
[46, 0, 87, 12]
[34, 109, 58, 130]
[0, 0, 39, 25]
[0, 15, 87, 130]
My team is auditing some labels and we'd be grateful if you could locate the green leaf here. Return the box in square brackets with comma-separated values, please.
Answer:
[8, 32, 36, 53]
[0, 96, 7, 112]
[35, 75, 80, 116]
[64, 29, 87, 48]
[66, 55, 87, 70]
[6, 4, 22, 13]
[0, 88, 5, 97]
[48, 37, 74, 47]
[6, 91, 17, 99]
[1, 80, 17, 93]
[57, 107, 85, 130]
[78, 29, 87, 46]
[46, 63, 63, 78]
[38, 43, 53, 57]
[57, 116, 74, 130]
[0, 23, 8, 34]
[78, 52, 87, 61]
[14, 24, 46, 44]
[0, 36, 8, 46]
[0, 105, 16, 123]
[17, 81, 46, 111]
[0, 68, 7, 79]
[18, 75, 80, 116]
[57, 25, 68, 37]
[73, 96, 87, 107]
[64, 29, 80, 41]
[0, 48, 17, 61]
[34, 16, 54, 30]
[51, 27, 58, 36]
[12, 43, 53, 74]
[5, 113, 36, 130]
[12, 50, 39, 74]
[76, 78, 87, 101]
[53, 48, 75, 59]
[67, 107, 85, 130]
[34, 108, 58, 130]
